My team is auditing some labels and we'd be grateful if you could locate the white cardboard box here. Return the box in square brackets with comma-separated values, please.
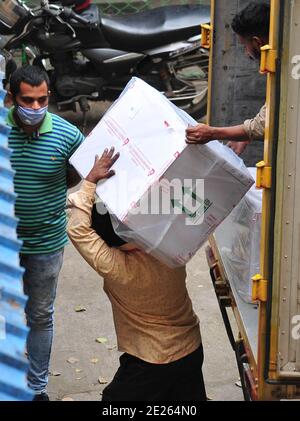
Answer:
[70, 78, 254, 267]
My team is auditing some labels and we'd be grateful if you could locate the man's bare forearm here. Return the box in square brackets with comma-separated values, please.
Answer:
[211, 125, 250, 142]
[186, 123, 250, 144]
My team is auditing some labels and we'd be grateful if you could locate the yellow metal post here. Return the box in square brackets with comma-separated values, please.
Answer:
[205, 0, 215, 125]
[256, 0, 281, 400]
[201, 24, 212, 50]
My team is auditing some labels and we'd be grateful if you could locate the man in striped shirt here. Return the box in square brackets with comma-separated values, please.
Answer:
[7, 65, 84, 400]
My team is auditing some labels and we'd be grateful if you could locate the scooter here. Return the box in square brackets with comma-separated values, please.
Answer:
[0, 0, 210, 128]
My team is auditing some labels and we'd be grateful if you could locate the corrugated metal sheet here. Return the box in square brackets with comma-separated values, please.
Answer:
[0, 74, 33, 400]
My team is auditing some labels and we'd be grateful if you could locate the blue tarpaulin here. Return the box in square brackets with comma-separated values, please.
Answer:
[0, 67, 33, 401]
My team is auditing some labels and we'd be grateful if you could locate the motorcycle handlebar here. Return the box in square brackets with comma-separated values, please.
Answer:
[61, 7, 90, 25]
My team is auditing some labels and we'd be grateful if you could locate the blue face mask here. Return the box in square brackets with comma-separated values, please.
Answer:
[16, 105, 48, 126]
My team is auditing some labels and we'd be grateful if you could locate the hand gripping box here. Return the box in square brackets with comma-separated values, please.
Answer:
[70, 77, 254, 267]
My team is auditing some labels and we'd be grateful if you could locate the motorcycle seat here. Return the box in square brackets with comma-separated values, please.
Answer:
[100, 5, 210, 52]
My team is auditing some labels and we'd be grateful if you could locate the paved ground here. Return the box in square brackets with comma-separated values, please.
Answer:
[47, 104, 244, 401]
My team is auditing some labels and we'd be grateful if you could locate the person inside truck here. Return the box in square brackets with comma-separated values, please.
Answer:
[67, 147, 207, 401]
[185, 1, 270, 156]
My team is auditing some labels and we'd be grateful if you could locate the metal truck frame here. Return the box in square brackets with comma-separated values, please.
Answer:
[203, 0, 300, 401]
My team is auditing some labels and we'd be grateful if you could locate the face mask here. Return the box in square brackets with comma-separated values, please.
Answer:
[16, 105, 48, 126]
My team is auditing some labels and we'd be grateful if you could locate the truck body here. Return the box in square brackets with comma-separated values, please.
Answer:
[204, 0, 300, 400]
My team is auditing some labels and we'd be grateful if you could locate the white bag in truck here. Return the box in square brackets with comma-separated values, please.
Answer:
[70, 77, 254, 267]
[215, 168, 262, 303]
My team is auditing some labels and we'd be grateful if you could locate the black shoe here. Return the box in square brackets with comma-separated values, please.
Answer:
[33, 393, 50, 401]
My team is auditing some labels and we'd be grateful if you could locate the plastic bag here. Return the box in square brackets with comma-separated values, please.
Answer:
[215, 168, 262, 303]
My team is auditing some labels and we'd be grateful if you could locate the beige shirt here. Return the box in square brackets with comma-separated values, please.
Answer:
[67, 181, 201, 364]
[243, 104, 266, 141]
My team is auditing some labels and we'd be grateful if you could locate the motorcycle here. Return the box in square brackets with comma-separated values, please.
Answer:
[0, 0, 210, 130]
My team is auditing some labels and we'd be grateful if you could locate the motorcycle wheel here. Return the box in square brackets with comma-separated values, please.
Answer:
[169, 63, 208, 122]
[175, 82, 208, 121]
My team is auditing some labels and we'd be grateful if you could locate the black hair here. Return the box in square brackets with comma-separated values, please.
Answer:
[231, 2, 270, 40]
[91, 205, 127, 248]
[9, 65, 50, 97]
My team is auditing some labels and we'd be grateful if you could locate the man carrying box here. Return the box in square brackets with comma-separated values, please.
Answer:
[67, 147, 207, 401]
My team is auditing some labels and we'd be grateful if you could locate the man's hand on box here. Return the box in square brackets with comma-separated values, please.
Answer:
[227, 140, 250, 156]
[185, 124, 215, 145]
[86, 147, 120, 184]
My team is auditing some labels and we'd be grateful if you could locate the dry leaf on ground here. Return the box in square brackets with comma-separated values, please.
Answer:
[95, 337, 108, 344]
[75, 305, 87, 313]
[105, 345, 117, 350]
[67, 357, 79, 364]
[235, 380, 242, 388]
[49, 371, 61, 377]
